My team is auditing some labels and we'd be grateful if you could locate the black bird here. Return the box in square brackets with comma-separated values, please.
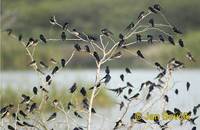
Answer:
[130, 93, 140, 99]
[102, 74, 111, 84]
[127, 82, 134, 88]
[52, 66, 59, 75]
[192, 127, 196, 130]
[26, 38, 35, 47]
[125, 22, 134, 31]
[74, 111, 82, 118]
[159, 35, 165, 42]
[131, 113, 146, 123]
[67, 102, 74, 110]
[166, 110, 174, 115]
[155, 62, 165, 71]
[40, 61, 48, 68]
[63, 22, 69, 30]
[173, 26, 182, 34]
[74, 43, 81, 51]
[123, 95, 130, 101]
[18, 34, 23, 41]
[5, 28, 13, 35]
[46, 75, 51, 82]
[164, 95, 169, 102]
[0, 104, 13, 114]
[53, 99, 59, 106]
[20, 94, 30, 104]
[174, 108, 181, 116]
[17, 121, 24, 126]
[175, 89, 179, 95]
[61, 59, 66, 67]
[8, 125, 15, 130]
[105, 66, 110, 74]
[91, 108, 96, 113]
[84, 45, 90, 53]
[137, 50, 145, 59]
[101, 28, 113, 36]
[33, 87, 38, 95]
[80, 87, 87, 96]
[23, 121, 35, 127]
[61, 32, 66, 41]
[128, 88, 132, 95]
[136, 34, 142, 42]
[186, 52, 195, 62]
[125, 67, 131, 73]
[29, 103, 37, 113]
[118, 39, 125, 48]
[1, 110, 9, 119]
[147, 35, 153, 43]
[178, 39, 184, 47]
[168, 36, 175, 45]
[88, 35, 97, 41]
[186, 82, 190, 91]
[93, 51, 100, 63]
[138, 11, 145, 20]
[113, 120, 125, 130]
[120, 74, 124, 82]
[146, 93, 151, 100]
[69, 83, 77, 93]
[193, 104, 200, 115]
[119, 33, 124, 40]
[154, 4, 161, 11]
[149, 19, 154, 27]
[49, 16, 56, 25]
[148, 6, 157, 13]
[108, 87, 126, 96]
[119, 101, 124, 111]
[19, 110, 27, 118]
[47, 112, 57, 121]
[40, 34, 47, 43]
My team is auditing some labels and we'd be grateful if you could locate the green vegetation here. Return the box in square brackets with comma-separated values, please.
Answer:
[0, 85, 114, 112]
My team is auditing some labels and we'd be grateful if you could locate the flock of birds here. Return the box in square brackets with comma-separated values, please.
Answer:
[1, 3, 199, 130]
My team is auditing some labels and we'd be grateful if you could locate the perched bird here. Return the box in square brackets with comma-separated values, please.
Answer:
[49, 16, 56, 25]
[67, 102, 74, 110]
[136, 34, 142, 42]
[119, 101, 124, 111]
[52, 66, 59, 75]
[47, 112, 57, 121]
[61, 32, 66, 41]
[155, 62, 165, 71]
[28, 60, 36, 67]
[113, 120, 125, 130]
[125, 67, 131, 73]
[154, 4, 161, 11]
[148, 6, 157, 13]
[186, 82, 190, 91]
[192, 127, 196, 130]
[46, 75, 51, 82]
[91, 108, 96, 113]
[40, 86, 49, 93]
[84, 45, 90, 53]
[125, 22, 134, 31]
[119, 33, 124, 40]
[8, 125, 15, 130]
[131, 113, 146, 123]
[173, 26, 182, 34]
[120, 74, 124, 82]
[149, 19, 155, 27]
[175, 89, 179, 95]
[74, 111, 82, 118]
[186, 52, 195, 62]
[18, 34, 23, 41]
[101, 28, 113, 36]
[138, 11, 145, 20]
[118, 39, 125, 48]
[74, 43, 81, 51]
[29, 103, 37, 113]
[105, 66, 110, 74]
[19, 110, 27, 118]
[127, 82, 134, 88]
[33, 87, 38, 95]
[26, 38, 35, 47]
[53, 99, 59, 106]
[61, 59, 66, 67]
[20, 94, 30, 104]
[39, 34, 47, 43]
[168, 36, 175, 45]
[69, 83, 77, 93]
[93, 51, 100, 63]
[123, 95, 130, 101]
[17, 121, 24, 126]
[63, 22, 69, 30]
[108, 87, 126, 96]
[159, 35, 165, 42]
[101, 74, 111, 84]
[146, 93, 151, 100]
[178, 39, 184, 47]
[128, 88, 132, 95]
[147, 35, 153, 43]
[80, 87, 87, 96]
[130, 93, 140, 99]
[164, 95, 169, 102]
[137, 50, 145, 59]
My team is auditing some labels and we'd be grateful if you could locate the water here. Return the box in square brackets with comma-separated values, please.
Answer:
[1, 69, 200, 129]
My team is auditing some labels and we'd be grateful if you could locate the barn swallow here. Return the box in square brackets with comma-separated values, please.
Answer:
[26, 38, 35, 47]
[19, 110, 27, 118]
[118, 39, 125, 48]
[120, 74, 124, 82]
[101, 74, 111, 84]
[164, 95, 169, 102]
[61, 59, 66, 67]
[125, 67, 131, 73]
[168, 36, 175, 45]
[186, 82, 190, 91]
[128, 88, 132, 95]
[84, 45, 90, 53]
[70, 83, 77, 93]
[188, 116, 199, 125]
[67, 102, 74, 110]
[1, 110, 9, 119]
[46, 75, 51, 82]
[149, 19, 154, 27]
[61, 32, 66, 41]
[138, 11, 145, 20]
[175, 89, 179, 95]
[125, 22, 134, 31]
[101, 28, 113, 36]
[52, 66, 59, 75]
[119, 101, 124, 111]
[49, 16, 56, 25]
[113, 120, 125, 130]
[21, 94, 30, 104]
[178, 39, 184, 47]
[193, 104, 200, 115]
[74, 43, 81, 51]
[148, 6, 157, 13]
[63, 22, 69, 30]
[33, 87, 38, 95]
[137, 50, 145, 59]
[74, 111, 82, 118]
[131, 113, 146, 123]
[47, 112, 57, 121]
[91, 108, 96, 113]
[39, 34, 47, 43]
[29, 103, 37, 113]
[159, 35, 165, 42]
[123, 95, 131, 101]
[80, 87, 87, 96]
[154, 4, 161, 11]
[93, 51, 100, 63]
[173, 26, 182, 34]
[186, 52, 195, 62]
[40, 86, 48, 93]
[155, 62, 165, 71]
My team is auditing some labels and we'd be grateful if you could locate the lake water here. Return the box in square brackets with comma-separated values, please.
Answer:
[1, 69, 200, 130]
